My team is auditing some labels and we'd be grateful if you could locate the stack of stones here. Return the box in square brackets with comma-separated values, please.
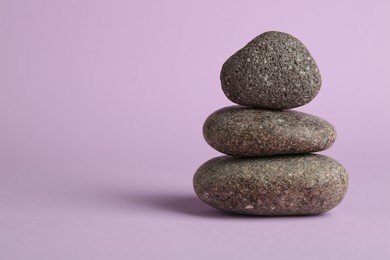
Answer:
[193, 31, 348, 215]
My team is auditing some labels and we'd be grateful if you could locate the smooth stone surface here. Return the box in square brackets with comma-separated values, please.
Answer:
[203, 106, 336, 156]
[193, 154, 348, 216]
[221, 31, 321, 109]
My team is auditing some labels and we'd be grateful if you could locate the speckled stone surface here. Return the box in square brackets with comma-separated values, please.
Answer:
[203, 106, 336, 156]
[221, 31, 321, 109]
[193, 154, 348, 215]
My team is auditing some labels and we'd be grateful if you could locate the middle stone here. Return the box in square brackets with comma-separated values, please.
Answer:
[203, 106, 336, 156]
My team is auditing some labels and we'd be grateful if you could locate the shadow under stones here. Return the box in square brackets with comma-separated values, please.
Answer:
[118, 191, 227, 217]
[103, 190, 329, 219]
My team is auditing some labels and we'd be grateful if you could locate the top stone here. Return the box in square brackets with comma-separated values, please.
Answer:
[221, 31, 321, 109]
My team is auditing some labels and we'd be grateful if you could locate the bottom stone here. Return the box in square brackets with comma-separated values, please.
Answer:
[193, 154, 348, 215]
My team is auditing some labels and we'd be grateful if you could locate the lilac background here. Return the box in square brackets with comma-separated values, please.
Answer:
[1, 0, 390, 259]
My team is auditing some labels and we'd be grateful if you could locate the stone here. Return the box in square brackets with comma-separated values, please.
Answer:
[193, 154, 348, 215]
[203, 106, 336, 156]
[221, 31, 321, 109]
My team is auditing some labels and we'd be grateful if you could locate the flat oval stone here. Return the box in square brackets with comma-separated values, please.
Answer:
[203, 106, 336, 156]
[221, 31, 321, 109]
[193, 154, 348, 215]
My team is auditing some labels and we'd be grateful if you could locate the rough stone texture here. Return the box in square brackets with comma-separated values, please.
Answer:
[221, 31, 321, 109]
[203, 106, 336, 156]
[193, 154, 348, 215]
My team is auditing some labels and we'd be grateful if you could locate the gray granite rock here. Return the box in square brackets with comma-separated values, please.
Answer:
[193, 154, 348, 215]
[221, 31, 321, 109]
[203, 106, 336, 156]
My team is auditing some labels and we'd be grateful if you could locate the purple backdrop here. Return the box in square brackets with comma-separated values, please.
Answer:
[1, 0, 389, 259]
